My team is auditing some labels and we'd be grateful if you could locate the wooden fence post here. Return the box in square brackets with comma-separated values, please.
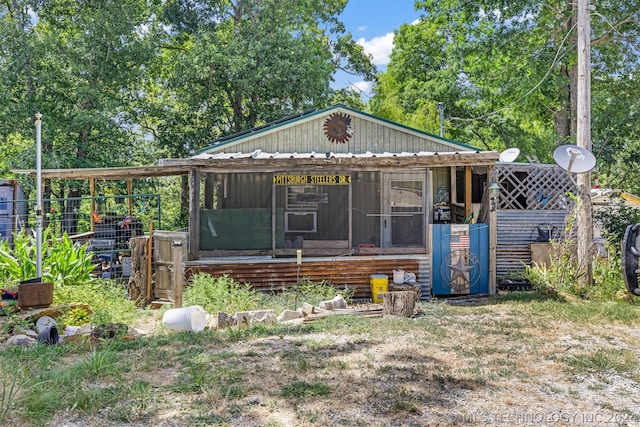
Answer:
[172, 241, 184, 308]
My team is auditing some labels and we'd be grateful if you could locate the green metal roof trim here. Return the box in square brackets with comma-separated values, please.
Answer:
[195, 103, 481, 154]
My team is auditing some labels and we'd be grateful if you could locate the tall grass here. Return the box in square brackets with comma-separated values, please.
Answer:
[525, 241, 637, 304]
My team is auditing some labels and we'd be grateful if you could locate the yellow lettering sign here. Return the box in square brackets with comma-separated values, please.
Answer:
[273, 174, 351, 185]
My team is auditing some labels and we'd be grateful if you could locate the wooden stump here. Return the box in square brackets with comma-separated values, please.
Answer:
[388, 283, 421, 301]
[382, 291, 415, 317]
[128, 236, 149, 305]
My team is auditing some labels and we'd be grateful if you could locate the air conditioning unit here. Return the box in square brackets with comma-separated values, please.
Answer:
[285, 211, 317, 233]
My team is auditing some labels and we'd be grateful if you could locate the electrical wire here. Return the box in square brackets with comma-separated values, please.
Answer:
[448, 21, 578, 124]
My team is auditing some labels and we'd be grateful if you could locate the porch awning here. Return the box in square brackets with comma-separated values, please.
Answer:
[158, 149, 500, 173]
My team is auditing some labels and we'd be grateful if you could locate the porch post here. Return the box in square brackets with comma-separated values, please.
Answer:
[90, 178, 95, 233]
[188, 168, 200, 261]
[348, 178, 353, 251]
[127, 179, 133, 217]
[488, 165, 497, 294]
[272, 178, 276, 257]
[465, 166, 472, 220]
[426, 168, 433, 255]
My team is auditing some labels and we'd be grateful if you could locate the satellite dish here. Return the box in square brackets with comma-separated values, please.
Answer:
[553, 144, 596, 173]
[499, 148, 520, 162]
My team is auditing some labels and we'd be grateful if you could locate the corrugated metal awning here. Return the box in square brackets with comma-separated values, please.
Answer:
[158, 149, 499, 172]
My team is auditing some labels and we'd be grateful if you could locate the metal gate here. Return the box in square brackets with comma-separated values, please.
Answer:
[431, 224, 489, 296]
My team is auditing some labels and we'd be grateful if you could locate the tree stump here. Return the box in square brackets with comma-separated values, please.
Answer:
[388, 283, 421, 301]
[382, 291, 415, 317]
[128, 236, 149, 304]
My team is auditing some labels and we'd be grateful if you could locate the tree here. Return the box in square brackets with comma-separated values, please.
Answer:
[131, 0, 376, 219]
[371, 0, 640, 166]
[1, 0, 162, 230]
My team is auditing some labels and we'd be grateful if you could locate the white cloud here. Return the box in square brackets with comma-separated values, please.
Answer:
[357, 25, 367, 32]
[357, 32, 394, 66]
[352, 81, 372, 93]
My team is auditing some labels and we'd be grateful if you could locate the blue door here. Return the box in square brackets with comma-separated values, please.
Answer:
[432, 224, 489, 296]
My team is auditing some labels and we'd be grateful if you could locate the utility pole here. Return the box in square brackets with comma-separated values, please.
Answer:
[576, 0, 593, 287]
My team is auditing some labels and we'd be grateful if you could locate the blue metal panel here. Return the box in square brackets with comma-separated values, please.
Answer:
[432, 224, 489, 296]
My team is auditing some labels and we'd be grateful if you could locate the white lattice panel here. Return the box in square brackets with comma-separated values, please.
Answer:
[494, 164, 576, 210]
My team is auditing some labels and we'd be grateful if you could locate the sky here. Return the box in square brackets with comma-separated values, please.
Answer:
[333, 0, 421, 99]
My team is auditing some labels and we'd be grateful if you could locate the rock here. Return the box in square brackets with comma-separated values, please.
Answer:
[318, 295, 348, 310]
[301, 303, 325, 316]
[277, 309, 302, 322]
[7, 334, 36, 346]
[214, 312, 234, 330]
[235, 310, 276, 328]
[318, 300, 334, 310]
[250, 310, 275, 324]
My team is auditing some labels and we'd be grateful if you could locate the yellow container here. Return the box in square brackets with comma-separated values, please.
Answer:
[370, 274, 389, 303]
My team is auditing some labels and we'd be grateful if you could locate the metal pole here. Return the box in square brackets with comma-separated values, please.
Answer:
[35, 113, 43, 279]
[437, 102, 444, 137]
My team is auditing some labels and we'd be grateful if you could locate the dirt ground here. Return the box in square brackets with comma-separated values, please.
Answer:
[32, 299, 640, 426]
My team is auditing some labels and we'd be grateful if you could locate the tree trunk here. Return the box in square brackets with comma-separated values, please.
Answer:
[382, 291, 415, 317]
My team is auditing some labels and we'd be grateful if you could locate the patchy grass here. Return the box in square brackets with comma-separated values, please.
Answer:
[1, 295, 640, 426]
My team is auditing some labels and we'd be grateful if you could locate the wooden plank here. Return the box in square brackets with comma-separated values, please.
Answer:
[302, 240, 349, 249]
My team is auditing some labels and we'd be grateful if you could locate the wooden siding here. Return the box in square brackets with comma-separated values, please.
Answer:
[219, 114, 464, 155]
[496, 210, 568, 276]
[186, 256, 430, 300]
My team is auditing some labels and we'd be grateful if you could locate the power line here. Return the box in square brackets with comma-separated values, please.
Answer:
[448, 22, 578, 124]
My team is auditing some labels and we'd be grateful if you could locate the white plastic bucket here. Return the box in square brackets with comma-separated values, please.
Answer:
[393, 269, 405, 285]
[162, 305, 208, 332]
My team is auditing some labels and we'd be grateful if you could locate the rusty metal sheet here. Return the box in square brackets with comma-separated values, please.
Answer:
[186, 257, 428, 300]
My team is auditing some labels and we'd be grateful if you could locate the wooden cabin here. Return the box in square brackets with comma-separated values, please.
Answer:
[13, 104, 506, 301]
[158, 104, 501, 299]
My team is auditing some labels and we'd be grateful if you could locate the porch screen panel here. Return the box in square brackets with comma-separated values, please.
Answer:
[390, 179, 423, 246]
[352, 171, 380, 247]
[219, 173, 271, 209]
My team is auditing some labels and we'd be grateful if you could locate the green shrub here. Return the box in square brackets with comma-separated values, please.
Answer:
[184, 273, 261, 314]
[54, 279, 140, 325]
[593, 196, 640, 250]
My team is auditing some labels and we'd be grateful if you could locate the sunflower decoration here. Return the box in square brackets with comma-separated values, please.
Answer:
[323, 112, 354, 143]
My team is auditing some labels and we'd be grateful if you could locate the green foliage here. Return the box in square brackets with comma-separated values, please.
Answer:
[593, 196, 640, 249]
[525, 241, 636, 303]
[57, 307, 92, 330]
[0, 227, 96, 286]
[184, 273, 261, 314]
[54, 279, 140, 326]
[372, 0, 640, 176]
